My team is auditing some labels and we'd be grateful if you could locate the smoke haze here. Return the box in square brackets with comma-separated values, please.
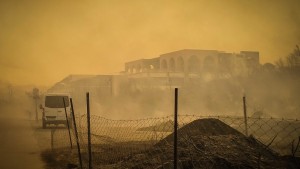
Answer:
[0, 0, 300, 85]
[0, 2, 300, 168]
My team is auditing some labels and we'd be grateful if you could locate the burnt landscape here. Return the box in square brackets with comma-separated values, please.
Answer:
[40, 118, 300, 169]
[1, 1, 300, 169]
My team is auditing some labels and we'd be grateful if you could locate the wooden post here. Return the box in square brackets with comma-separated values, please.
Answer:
[70, 98, 83, 169]
[51, 129, 54, 151]
[243, 96, 248, 136]
[174, 88, 178, 169]
[86, 92, 92, 169]
[63, 98, 73, 149]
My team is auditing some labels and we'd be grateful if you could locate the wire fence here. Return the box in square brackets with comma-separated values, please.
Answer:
[49, 114, 300, 168]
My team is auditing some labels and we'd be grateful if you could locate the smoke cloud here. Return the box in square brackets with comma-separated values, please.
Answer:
[0, 0, 299, 85]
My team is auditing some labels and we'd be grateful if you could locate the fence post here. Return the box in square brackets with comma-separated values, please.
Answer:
[86, 92, 92, 169]
[63, 98, 73, 149]
[174, 88, 178, 169]
[243, 96, 248, 136]
[51, 129, 55, 151]
[70, 98, 83, 169]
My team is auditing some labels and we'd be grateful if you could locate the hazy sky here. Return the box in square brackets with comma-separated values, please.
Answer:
[0, 0, 299, 86]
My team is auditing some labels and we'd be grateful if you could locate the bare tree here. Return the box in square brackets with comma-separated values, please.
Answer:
[286, 54, 298, 69]
[275, 57, 285, 69]
[275, 45, 300, 70]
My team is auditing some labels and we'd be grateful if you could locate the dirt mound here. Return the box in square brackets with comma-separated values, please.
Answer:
[42, 118, 300, 169]
[119, 118, 300, 169]
[179, 118, 244, 136]
[157, 118, 243, 145]
[137, 118, 243, 135]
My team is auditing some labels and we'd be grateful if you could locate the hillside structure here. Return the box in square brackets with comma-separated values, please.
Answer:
[125, 49, 259, 76]
[48, 49, 260, 97]
[123, 49, 259, 90]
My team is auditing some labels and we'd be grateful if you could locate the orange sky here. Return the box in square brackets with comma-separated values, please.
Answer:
[0, 0, 299, 86]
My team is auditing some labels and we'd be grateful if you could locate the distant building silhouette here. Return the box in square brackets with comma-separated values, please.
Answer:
[123, 49, 259, 90]
[48, 49, 260, 97]
[125, 49, 259, 76]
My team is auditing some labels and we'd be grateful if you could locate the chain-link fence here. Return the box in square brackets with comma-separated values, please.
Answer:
[49, 114, 300, 168]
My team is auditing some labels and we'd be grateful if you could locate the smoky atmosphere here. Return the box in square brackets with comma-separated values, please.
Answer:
[1, 0, 300, 169]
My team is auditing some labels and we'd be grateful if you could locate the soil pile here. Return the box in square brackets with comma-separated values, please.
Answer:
[160, 118, 244, 141]
[41, 118, 300, 169]
[118, 118, 300, 169]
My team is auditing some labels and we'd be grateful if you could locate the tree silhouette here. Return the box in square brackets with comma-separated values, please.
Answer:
[275, 45, 300, 71]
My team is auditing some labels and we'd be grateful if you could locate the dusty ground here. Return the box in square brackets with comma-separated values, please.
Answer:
[0, 110, 45, 169]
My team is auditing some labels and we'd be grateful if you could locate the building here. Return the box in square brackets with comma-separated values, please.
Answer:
[48, 49, 260, 96]
[123, 49, 259, 90]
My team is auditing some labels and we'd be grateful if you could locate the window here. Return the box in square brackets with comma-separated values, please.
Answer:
[45, 96, 69, 108]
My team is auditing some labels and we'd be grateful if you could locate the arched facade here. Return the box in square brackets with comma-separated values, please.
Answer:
[169, 58, 175, 72]
[158, 50, 220, 74]
[188, 55, 201, 73]
[203, 56, 217, 73]
[176, 57, 184, 72]
[161, 59, 168, 70]
[125, 58, 160, 74]
[124, 49, 258, 76]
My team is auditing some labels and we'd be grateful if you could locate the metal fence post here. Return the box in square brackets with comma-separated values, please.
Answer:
[63, 98, 73, 149]
[70, 98, 83, 169]
[51, 129, 55, 151]
[174, 88, 178, 169]
[86, 92, 92, 169]
[243, 96, 248, 136]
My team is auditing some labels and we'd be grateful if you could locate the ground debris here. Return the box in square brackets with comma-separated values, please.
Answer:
[42, 118, 300, 169]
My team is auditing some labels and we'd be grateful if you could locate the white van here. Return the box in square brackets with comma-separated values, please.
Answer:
[40, 93, 71, 128]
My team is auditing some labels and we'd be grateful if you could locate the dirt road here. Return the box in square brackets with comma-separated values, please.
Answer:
[0, 111, 45, 169]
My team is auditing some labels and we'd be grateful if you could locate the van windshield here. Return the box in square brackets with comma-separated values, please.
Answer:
[45, 96, 69, 108]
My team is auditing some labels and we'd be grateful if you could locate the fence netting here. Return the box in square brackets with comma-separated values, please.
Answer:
[51, 114, 300, 168]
